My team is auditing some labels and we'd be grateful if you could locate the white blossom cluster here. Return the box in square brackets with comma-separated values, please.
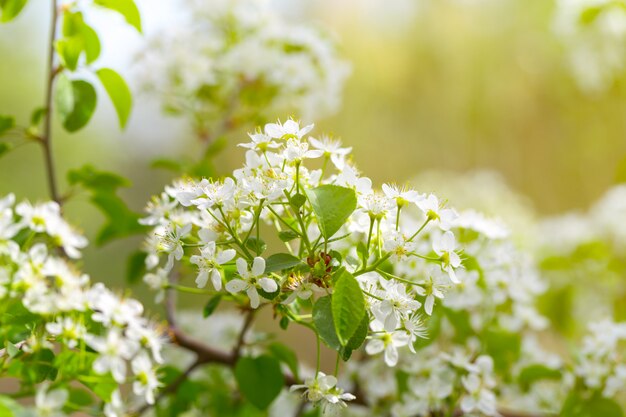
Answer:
[554, 0, 626, 93]
[344, 210, 549, 416]
[0, 194, 164, 416]
[139, 118, 468, 409]
[136, 0, 350, 132]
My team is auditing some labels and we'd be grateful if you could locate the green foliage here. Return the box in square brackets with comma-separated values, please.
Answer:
[561, 393, 624, 417]
[267, 342, 300, 381]
[67, 165, 146, 245]
[126, 250, 147, 284]
[306, 185, 357, 240]
[0, 0, 27, 22]
[96, 68, 132, 128]
[313, 295, 341, 351]
[0, 142, 12, 159]
[484, 328, 522, 374]
[94, 0, 142, 32]
[331, 269, 366, 346]
[55, 77, 97, 133]
[264, 253, 303, 273]
[58, 10, 101, 68]
[518, 364, 561, 391]
[0, 114, 14, 135]
[234, 355, 284, 410]
[340, 312, 368, 361]
[245, 237, 266, 255]
[203, 294, 222, 318]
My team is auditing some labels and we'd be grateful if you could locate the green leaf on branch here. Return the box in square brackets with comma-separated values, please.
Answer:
[313, 295, 341, 351]
[0, 115, 14, 135]
[0, 142, 12, 159]
[340, 312, 369, 361]
[246, 237, 267, 255]
[96, 68, 132, 128]
[94, 0, 142, 32]
[59, 79, 97, 133]
[306, 184, 356, 240]
[55, 37, 83, 71]
[268, 342, 300, 381]
[234, 355, 284, 410]
[561, 393, 624, 417]
[264, 253, 302, 273]
[203, 294, 222, 318]
[518, 364, 561, 391]
[67, 165, 146, 245]
[126, 250, 147, 284]
[331, 269, 366, 345]
[0, 0, 28, 22]
[278, 230, 299, 242]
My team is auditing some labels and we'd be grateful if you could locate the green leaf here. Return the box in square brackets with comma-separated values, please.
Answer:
[246, 237, 267, 255]
[331, 269, 366, 345]
[278, 230, 299, 242]
[0, 395, 24, 416]
[0, 142, 12, 159]
[484, 328, 522, 374]
[0, 114, 14, 135]
[55, 37, 84, 71]
[306, 184, 357, 240]
[96, 68, 132, 128]
[0, 0, 28, 22]
[81, 23, 101, 63]
[290, 193, 307, 209]
[234, 355, 284, 410]
[68, 164, 130, 191]
[91, 192, 145, 245]
[340, 312, 369, 361]
[203, 294, 222, 318]
[268, 342, 299, 381]
[55, 73, 74, 120]
[126, 250, 147, 284]
[264, 253, 302, 273]
[30, 107, 46, 127]
[5, 341, 19, 358]
[62, 80, 97, 133]
[518, 364, 561, 391]
[94, 0, 142, 32]
[562, 393, 624, 417]
[313, 295, 341, 351]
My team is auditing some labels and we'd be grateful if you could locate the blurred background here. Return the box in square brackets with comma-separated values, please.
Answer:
[1, 0, 626, 295]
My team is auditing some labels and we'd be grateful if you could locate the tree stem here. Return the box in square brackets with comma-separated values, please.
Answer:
[42, 0, 60, 204]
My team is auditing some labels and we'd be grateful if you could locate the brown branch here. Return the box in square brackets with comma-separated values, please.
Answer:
[41, 0, 60, 204]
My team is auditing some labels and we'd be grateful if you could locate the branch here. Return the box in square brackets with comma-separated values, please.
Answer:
[41, 0, 60, 204]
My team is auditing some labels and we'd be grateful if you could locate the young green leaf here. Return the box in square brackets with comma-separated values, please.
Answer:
[518, 364, 561, 391]
[96, 68, 132, 128]
[55, 37, 83, 71]
[264, 253, 302, 273]
[561, 393, 624, 417]
[246, 237, 267, 255]
[54, 73, 74, 120]
[126, 250, 147, 284]
[312, 295, 341, 351]
[61, 80, 97, 133]
[0, 0, 28, 22]
[234, 355, 284, 410]
[267, 342, 299, 381]
[94, 0, 142, 33]
[82, 23, 101, 63]
[340, 312, 369, 361]
[306, 184, 356, 240]
[203, 294, 222, 318]
[68, 164, 131, 191]
[0, 115, 14, 135]
[331, 269, 366, 345]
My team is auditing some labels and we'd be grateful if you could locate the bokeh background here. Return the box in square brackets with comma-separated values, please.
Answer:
[1, 0, 626, 295]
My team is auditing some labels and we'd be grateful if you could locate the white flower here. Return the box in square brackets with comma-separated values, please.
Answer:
[47, 219, 88, 259]
[190, 241, 236, 290]
[403, 314, 428, 353]
[15, 201, 60, 233]
[309, 135, 352, 169]
[376, 280, 421, 331]
[45, 317, 86, 349]
[365, 319, 411, 367]
[103, 390, 125, 417]
[131, 353, 160, 405]
[88, 329, 139, 383]
[283, 138, 324, 163]
[432, 231, 462, 284]
[414, 267, 448, 316]
[159, 223, 192, 271]
[239, 132, 280, 152]
[382, 184, 423, 208]
[139, 192, 178, 226]
[264, 119, 313, 139]
[416, 194, 457, 230]
[290, 372, 356, 413]
[143, 268, 168, 303]
[360, 192, 393, 219]
[35, 384, 68, 417]
[192, 177, 236, 210]
[225, 257, 277, 309]
[126, 322, 166, 364]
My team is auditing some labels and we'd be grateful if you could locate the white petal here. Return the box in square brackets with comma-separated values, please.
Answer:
[259, 277, 277, 293]
[236, 258, 248, 276]
[226, 279, 247, 294]
[217, 249, 236, 264]
[251, 257, 266, 276]
[210, 269, 222, 291]
[365, 339, 385, 355]
[247, 287, 260, 309]
[425, 295, 435, 316]
[384, 345, 399, 367]
[195, 270, 209, 288]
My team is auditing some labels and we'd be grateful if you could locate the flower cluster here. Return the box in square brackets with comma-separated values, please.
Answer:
[140, 118, 467, 409]
[136, 0, 350, 135]
[0, 194, 164, 416]
[554, 0, 626, 93]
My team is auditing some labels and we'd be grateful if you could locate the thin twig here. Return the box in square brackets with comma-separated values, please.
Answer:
[41, 0, 60, 204]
